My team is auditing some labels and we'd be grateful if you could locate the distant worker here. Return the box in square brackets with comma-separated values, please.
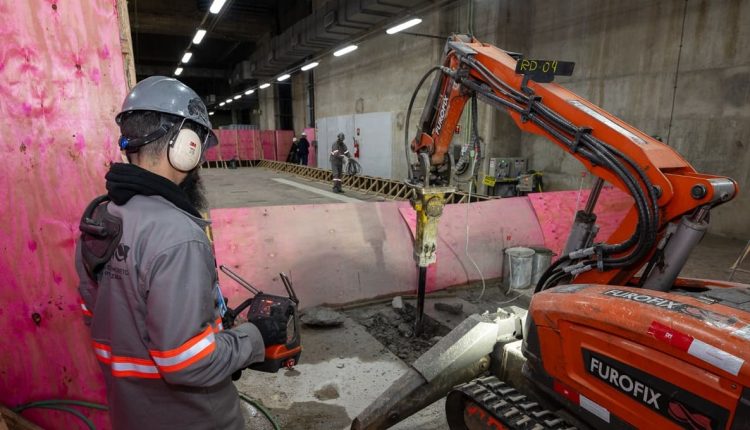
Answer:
[287, 136, 299, 163]
[297, 132, 310, 166]
[75, 76, 269, 430]
[330, 132, 351, 193]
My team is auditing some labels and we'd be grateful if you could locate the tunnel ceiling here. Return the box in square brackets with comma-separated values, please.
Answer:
[128, 0, 449, 108]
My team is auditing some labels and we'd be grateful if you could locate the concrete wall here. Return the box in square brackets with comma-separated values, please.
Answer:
[307, 0, 749, 238]
[291, 72, 308, 134]
[312, 5, 446, 179]
[258, 84, 278, 130]
[517, 0, 750, 238]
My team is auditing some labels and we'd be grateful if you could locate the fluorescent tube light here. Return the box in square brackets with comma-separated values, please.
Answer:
[301, 62, 319, 71]
[193, 29, 207, 44]
[386, 18, 422, 35]
[333, 45, 358, 57]
[209, 0, 227, 14]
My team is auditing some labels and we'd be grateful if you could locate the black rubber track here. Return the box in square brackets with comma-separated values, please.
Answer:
[446, 376, 577, 430]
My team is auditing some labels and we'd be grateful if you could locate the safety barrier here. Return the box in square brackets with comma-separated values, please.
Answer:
[253, 160, 492, 204]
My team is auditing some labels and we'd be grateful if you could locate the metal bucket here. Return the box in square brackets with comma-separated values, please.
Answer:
[504, 247, 535, 289]
[530, 247, 555, 287]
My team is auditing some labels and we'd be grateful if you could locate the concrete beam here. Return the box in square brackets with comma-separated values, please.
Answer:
[130, 12, 271, 42]
[136, 64, 227, 79]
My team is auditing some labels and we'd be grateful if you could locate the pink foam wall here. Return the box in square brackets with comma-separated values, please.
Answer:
[218, 129, 238, 160]
[260, 130, 276, 160]
[303, 127, 316, 166]
[237, 130, 260, 160]
[0, 1, 127, 427]
[398, 197, 546, 291]
[204, 131, 220, 161]
[275, 130, 295, 162]
[210, 198, 544, 307]
[527, 187, 633, 257]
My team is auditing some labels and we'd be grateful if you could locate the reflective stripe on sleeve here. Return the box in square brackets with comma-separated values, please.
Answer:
[149, 325, 216, 373]
[79, 299, 93, 317]
[111, 357, 161, 379]
[92, 342, 112, 364]
[92, 342, 160, 379]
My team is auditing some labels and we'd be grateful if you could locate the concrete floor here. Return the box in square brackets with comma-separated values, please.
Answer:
[202, 166, 750, 429]
[201, 166, 385, 208]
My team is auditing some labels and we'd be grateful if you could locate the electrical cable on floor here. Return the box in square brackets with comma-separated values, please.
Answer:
[346, 158, 361, 176]
[464, 154, 488, 301]
[11, 395, 280, 430]
[239, 392, 281, 430]
[13, 399, 108, 430]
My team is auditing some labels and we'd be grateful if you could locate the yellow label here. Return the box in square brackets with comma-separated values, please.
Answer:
[483, 175, 497, 187]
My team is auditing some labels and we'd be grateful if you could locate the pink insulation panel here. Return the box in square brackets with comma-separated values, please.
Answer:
[259, 130, 276, 160]
[0, 1, 128, 428]
[303, 127, 316, 167]
[527, 187, 633, 257]
[398, 197, 546, 291]
[204, 129, 221, 161]
[275, 130, 295, 162]
[210, 198, 545, 307]
[218, 129, 238, 160]
[237, 129, 260, 160]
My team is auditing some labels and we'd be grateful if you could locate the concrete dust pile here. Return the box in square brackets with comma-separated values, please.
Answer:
[346, 300, 450, 363]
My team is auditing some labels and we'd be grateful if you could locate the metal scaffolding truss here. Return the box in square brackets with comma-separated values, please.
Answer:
[250, 160, 493, 204]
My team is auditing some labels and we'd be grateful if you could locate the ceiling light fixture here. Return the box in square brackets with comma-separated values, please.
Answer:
[209, 0, 227, 14]
[386, 18, 423, 35]
[301, 61, 319, 71]
[219, 102, 226, 107]
[277, 74, 291, 82]
[193, 29, 207, 45]
[174, 67, 183, 76]
[209, 111, 215, 116]
[233, 95, 241, 100]
[225, 98, 233, 103]
[181, 52, 193, 63]
[244, 89, 255, 95]
[259, 83, 271, 89]
[333, 45, 358, 57]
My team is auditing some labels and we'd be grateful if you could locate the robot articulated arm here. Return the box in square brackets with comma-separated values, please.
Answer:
[408, 34, 738, 290]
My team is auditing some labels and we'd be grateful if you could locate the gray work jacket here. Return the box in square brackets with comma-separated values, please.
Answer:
[329, 140, 349, 164]
[76, 194, 264, 430]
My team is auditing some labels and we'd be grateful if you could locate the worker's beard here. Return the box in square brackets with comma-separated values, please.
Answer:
[180, 169, 208, 212]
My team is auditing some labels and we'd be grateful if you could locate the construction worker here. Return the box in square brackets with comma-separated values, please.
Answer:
[297, 132, 310, 165]
[287, 136, 299, 163]
[330, 132, 351, 193]
[75, 76, 268, 430]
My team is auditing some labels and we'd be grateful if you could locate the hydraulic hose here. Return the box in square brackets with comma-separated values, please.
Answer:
[404, 66, 444, 180]
[461, 74, 658, 272]
[413, 53, 661, 288]
[13, 399, 108, 430]
[239, 393, 281, 430]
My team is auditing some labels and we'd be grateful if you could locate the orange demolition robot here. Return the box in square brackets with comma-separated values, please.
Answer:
[353, 35, 749, 430]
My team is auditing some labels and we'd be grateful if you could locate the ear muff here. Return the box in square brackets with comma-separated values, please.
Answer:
[168, 128, 203, 172]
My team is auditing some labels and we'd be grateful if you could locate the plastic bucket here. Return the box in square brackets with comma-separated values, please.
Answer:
[505, 247, 535, 289]
[530, 247, 555, 287]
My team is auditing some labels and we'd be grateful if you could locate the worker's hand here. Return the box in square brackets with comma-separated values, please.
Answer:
[253, 305, 289, 346]
[233, 322, 266, 367]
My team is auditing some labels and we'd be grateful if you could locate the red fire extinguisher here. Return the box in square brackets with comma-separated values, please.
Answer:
[353, 127, 361, 158]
